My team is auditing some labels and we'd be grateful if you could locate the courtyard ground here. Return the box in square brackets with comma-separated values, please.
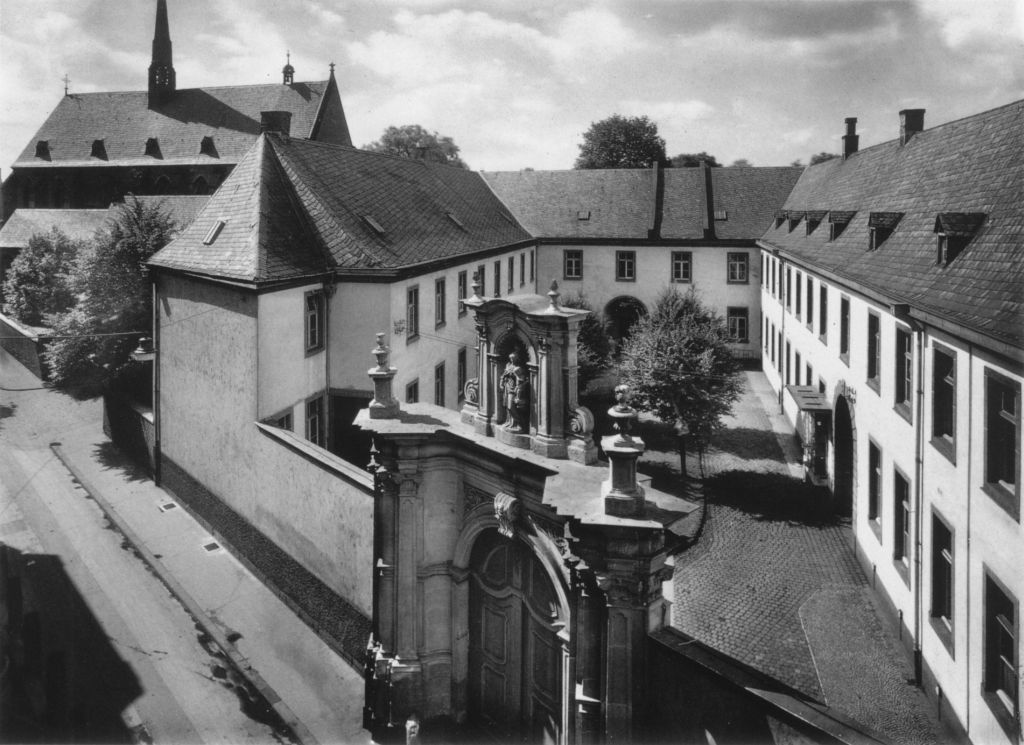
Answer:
[640, 370, 946, 745]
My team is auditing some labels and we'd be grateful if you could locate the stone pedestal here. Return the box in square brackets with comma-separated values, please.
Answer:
[367, 333, 399, 419]
[495, 426, 531, 450]
[601, 434, 646, 517]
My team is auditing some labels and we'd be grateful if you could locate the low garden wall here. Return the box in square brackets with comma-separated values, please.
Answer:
[0, 311, 49, 379]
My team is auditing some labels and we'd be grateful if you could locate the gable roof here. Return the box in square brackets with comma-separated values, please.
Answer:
[760, 99, 1024, 350]
[14, 78, 351, 169]
[149, 136, 533, 284]
[709, 168, 805, 240]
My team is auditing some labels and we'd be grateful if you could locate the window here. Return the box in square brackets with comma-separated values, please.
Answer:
[931, 514, 954, 648]
[785, 341, 791, 384]
[893, 470, 910, 567]
[200, 136, 217, 157]
[406, 379, 419, 404]
[305, 291, 325, 352]
[564, 250, 583, 280]
[794, 352, 802, 383]
[805, 275, 813, 329]
[805, 363, 813, 387]
[785, 266, 792, 306]
[895, 328, 912, 416]
[145, 137, 161, 158]
[932, 347, 956, 457]
[764, 316, 769, 351]
[269, 411, 293, 431]
[458, 271, 468, 316]
[868, 441, 882, 527]
[761, 254, 767, 288]
[727, 307, 749, 343]
[493, 260, 501, 297]
[520, 253, 525, 286]
[672, 252, 692, 283]
[306, 396, 324, 447]
[457, 348, 467, 402]
[477, 265, 485, 296]
[840, 296, 850, 362]
[868, 213, 903, 251]
[819, 285, 828, 344]
[795, 271, 802, 320]
[984, 574, 1019, 728]
[529, 250, 534, 282]
[770, 259, 777, 296]
[776, 332, 782, 373]
[435, 278, 446, 327]
[435, 362, 446, 407]
[616, 251, 636, 281]
[508, 257, 514, 294]
[985, 370, 1021, 517]
[867, 312, 881, 389]
[770, 325, 776, 365]
[406, 286, 419, 340]
[728, 253, 749, 284]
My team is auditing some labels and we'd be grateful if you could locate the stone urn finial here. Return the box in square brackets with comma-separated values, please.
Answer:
[470, 271, 482, 300]
[372, 332, 389, 371]
[367, 333, 400, 419]
[607, 384, 637, 444]
[547, 279, 561, 310]
[602, 383, 646, 517]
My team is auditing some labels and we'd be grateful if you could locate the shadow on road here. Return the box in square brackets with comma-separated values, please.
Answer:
[0, 402, 16, 430]
[708, 426, 786, 462]
[93, 441, 151, 485]
[706, 470, 839, 527]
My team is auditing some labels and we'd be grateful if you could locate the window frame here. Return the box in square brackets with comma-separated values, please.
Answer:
[819, 284, 828, 345]
[984, 369, 1021, 520]
[457, 347, 467, 403]
[458, 270, 468, 316]
[868, 440, 882, 535]
[671, 251, 693, 283]
[434, 361, 446, 407]
[304, 290, 325, 354]
[893, 467, 911, 578]
[305, 393, 325, 447]
[805, 275, 814, 330]
[866, 311, 881, 392]
[406, 285, 420, 341]
[931, 344, 956, 462]
[930, 511, 955, 654]
[839, 295, 850, 364]
[435, 277, 446, 328]
[615, 250, 636, 282]
[493, 260, 501, 297]
[983, 569, 1019, 735]
[520, 252, 526, 287]
[508, 257, 514, 294]
[894, 326, 913, 420]
[529, 250, 534, 282]
[727, 252, 750, 285]
[405, 379, 419, 404]
[726, 307, 749, 344]
[795, 270, 802, 320]
[563, 249, 583, 280]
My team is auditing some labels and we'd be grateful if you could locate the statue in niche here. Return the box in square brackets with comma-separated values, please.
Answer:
[499, 352, 530, 433]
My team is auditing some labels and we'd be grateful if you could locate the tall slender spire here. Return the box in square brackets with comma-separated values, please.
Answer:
[148, 0, 176, 108]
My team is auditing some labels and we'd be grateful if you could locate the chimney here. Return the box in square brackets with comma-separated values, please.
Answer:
[900, 109, 925, 145]
[647, 159, 665, 239]
[842, 117, 859, 160]
[260, 111, 292, 137]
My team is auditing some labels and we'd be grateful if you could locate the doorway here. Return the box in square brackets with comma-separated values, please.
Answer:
[833, 395, 854, 517]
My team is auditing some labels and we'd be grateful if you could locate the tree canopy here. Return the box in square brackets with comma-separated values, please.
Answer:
[574, 115, 666, 169]
[729, 158, 753, 167]
[2, 227, 81, 327]
[809, 152, 839, 165]
[363, 124, 468, 168]
[671, 152, 721, 168]
[560, 292, 611, 395]
[45, 197, 177, 392]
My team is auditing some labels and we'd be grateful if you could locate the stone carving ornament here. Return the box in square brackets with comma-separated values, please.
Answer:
[493, 492, 521, 538]
[463, 377, 479, 405]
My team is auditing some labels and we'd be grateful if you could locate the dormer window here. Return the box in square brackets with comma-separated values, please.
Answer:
[935, 213, 985, 266]
[145, 137, 162, 158]
[91, 139, 107, 159]
[714, 210, 728, 221]
[203, 219, 227, 245]
[774, 210, 786, 229]
[867, 212, 904, 250]
[828, 211, 855, 241]
[34, 140, 50, 160]
[805, 210, 827, 235]
[577, 210, 591, 221]
[787, 211, 804, 232]
[200, 136, 217, 157]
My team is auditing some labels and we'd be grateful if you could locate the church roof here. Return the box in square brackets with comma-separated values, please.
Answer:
[149, 136, 533, 284]
[760, 99, 1024, 350]
[14, 78, 351, 168]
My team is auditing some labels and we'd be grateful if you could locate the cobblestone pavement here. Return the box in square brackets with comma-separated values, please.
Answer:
[670, 371, 944, 745]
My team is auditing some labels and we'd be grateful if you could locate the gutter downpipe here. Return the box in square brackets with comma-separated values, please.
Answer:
[965, 342, 974, 734]
[152, 280, 162, 485]
[776, 250, 786, 411]
[324, 274, 336, 450]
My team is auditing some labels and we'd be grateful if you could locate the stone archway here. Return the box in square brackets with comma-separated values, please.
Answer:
[833, 395, 854, 517]
[603, 296, 647, 350]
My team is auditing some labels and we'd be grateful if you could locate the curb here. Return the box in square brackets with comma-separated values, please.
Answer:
[49, 442, 320, 745]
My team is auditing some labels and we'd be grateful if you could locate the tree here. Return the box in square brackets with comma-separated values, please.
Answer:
[363, 125, 468, 168]
[809, 152, 838, 165]
[45, 197, 177, 392]
[574, 115, 666, 169]
[560, 292, 611, 395]
[729, 158, 753, 167]
[618, 287, 743, 477]
[790, 159, 805, 168]
[2, 228, 81, 327]
[671, 152, 720, 168]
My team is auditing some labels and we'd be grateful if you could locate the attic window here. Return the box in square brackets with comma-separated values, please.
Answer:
[145, 138, 162, 158]
[828, 211, 855, 241]
[200, 136, 217, 157]
[577, 210, 591, 221]
[867, 212, 904, 250]
[805, 210, 827, 235]
[363, 215, 386, 236]
[714, 210, 728, 221]
[35, 140, 50, 160]
[787, 211, 804, 232]
[446, 211, 467, 231]
[203, 219, 227, 245]
[91, 139, 107, 159]
[773, 210, 786, 229]
[935, 212, 985, 266]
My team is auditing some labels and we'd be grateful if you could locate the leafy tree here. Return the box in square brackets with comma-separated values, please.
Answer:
[560, 292, 611, 395]
[574, 115, 666, 169]
[671, 152, 720, 168]
[729, 158, 753, 167]
[2, 228, 81, 327]
[618, 287, 743, 477]
[45, 197, 176, 392]
[363, 124, 468, 168]
[809, 151, 838, 165]
[790, 159, 805, 168]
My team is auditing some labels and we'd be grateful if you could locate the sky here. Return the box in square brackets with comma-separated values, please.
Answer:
[1, 0, 1022, 174]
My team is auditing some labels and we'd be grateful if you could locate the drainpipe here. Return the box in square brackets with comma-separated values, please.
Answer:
[964, 342, 974, 733]
[324, 275, 336, 450]
[152, 279, 161, 484]
[776, 251, 786, 410]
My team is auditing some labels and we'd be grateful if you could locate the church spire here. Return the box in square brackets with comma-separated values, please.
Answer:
[148, 0, 176, 108]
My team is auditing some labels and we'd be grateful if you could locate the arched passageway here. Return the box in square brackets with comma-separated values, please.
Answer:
[833, 395, 854, 517]
[603, 296, 646, 350]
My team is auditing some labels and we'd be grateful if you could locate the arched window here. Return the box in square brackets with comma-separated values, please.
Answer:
[191, 176, 210, 195]
[154, 175, 172, 195]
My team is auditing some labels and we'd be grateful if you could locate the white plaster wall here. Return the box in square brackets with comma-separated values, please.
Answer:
[329, 281, 391, 394]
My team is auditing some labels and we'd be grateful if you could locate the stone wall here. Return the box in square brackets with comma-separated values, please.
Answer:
[0, 311, 48, 379]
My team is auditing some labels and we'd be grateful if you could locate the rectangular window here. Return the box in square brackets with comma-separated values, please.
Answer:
[457, 348, 467, 402]
[895, 328, 912, 415]
[520, 253, 525, 286]
[761, 254, 767, 288]
[305, 290, 325, 353]
[508, 257, 514, 294]
[764, 316, 770, 351]
[819, 285, 828, 344]
[985, 370, 1021, 518]
[984, 573, 1019, 727]
[931, 514, 954, 647]
[529, 250, 534, 282]
[867, 312, 881, 389]
[727, 307, 749, 343]
[771, 259, 777, 296]
[564, 249, 583, 280]
[477, 265, 485, 297]
[770, 325, 776, 364]
[672, 251, 692, 283]
[776, 332, 783, 373]
[806, 275, 814, 329]
[616, 250, 636, 281]
[729, 252, 749, 284]
[785, 266, 792, 306]
[493, 260, 501, 297]
[406, 286, 419, 340]
[868, 441, 882, 526]
[795, 271, 802, 320]
[458, 270, 468, 316]
[840, 296, 850, 362]
[406, 379, 419, 404]
[785, 341, 791, 383]
[435, 278, 446, 327]
[795, 352, 802, 383]
[434, 362, 445, 407]
[805, 363, 813, 387]
[305, 395, 324, 447]
[932, 347, 956, 457]
[894, 470, 910, 566]
[270, 411, 293, 431]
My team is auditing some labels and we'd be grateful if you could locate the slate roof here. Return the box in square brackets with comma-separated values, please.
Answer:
[150, 137, 533, 283]
[760, 99, 1024, 349]
[14, 79, 349, 168]
[709, 168, 805, 240]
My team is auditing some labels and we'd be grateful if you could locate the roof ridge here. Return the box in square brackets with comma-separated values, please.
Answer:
[56, 80, 329, 98]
